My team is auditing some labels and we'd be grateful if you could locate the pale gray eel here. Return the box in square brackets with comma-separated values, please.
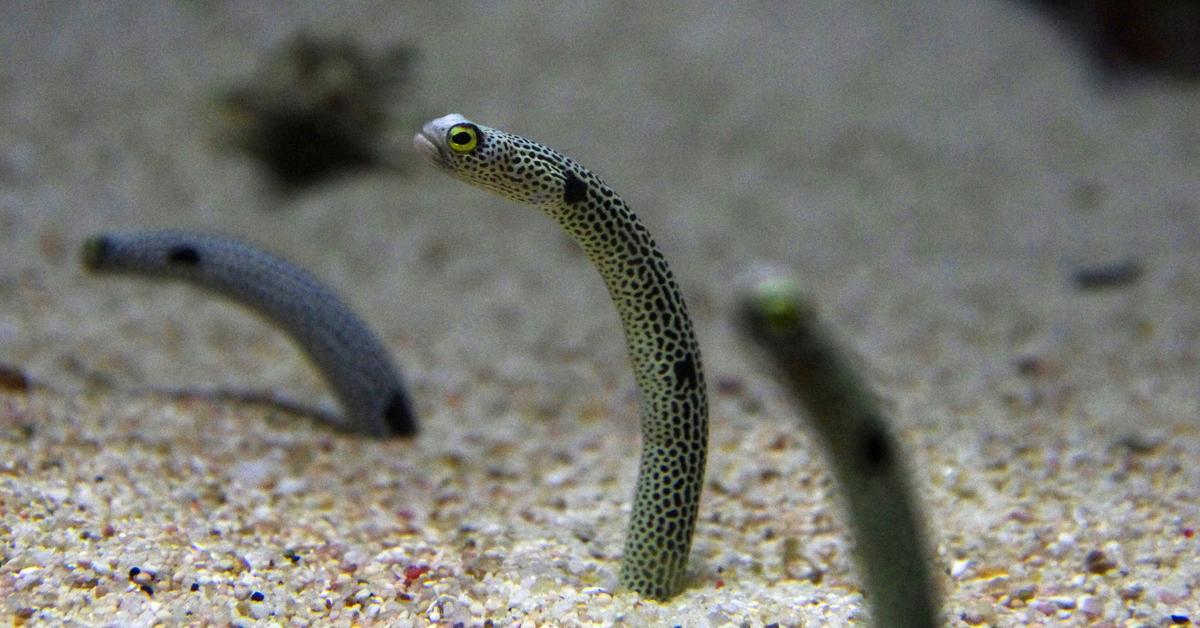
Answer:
[82, 230, 415, 438]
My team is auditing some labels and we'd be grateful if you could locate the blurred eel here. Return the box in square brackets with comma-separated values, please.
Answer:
[739, 275, 939, 628]
[81, 229, 415, 438]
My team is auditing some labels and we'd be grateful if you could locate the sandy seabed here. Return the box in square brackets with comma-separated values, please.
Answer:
[1, 3, 1198, 626]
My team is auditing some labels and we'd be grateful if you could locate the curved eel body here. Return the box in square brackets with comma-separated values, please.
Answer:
[740, 276, 939, 628]
[82, 230, 416, 438]
[415, 115, 708, 599]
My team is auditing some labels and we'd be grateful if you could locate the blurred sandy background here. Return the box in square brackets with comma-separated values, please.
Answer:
[1, 2, 1198, 625]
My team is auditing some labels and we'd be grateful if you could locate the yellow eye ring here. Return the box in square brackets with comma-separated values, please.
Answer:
[447, 124, 479, 153]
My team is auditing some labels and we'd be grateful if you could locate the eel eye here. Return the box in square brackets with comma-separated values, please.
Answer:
[447, 124, 479, 153]
[754, 279, 807, 334]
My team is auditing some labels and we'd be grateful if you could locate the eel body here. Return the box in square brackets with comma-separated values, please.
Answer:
[740, 276, 939, 628]
[415, 115, 708, 599]
[83, 230, 415, 438]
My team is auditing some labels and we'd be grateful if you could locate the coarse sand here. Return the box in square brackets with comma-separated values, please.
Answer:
[1, 3, 1198, 625]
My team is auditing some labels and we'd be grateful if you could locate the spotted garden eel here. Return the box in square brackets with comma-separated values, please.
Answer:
[82, 230, 416, 438]
[414, 114, 708, 599]
[740, 275, 939, 628]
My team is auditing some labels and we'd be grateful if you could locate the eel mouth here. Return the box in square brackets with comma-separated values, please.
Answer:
[412, 125, 451, 170]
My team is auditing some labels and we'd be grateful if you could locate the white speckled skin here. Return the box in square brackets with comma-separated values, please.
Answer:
[416, 115, 708, 599]
[83, 230, 415, 438]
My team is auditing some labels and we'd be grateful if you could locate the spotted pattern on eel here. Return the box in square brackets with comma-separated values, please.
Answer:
[82, 230, 416, 438]
[415, 114, 708, 600]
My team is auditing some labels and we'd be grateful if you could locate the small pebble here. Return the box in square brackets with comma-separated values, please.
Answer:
[714, 375, 745, 395]
[1115, 433, 1162, 454]
[950, 558, 973, 578]
[1077, 595, 1102, 618]
[1049, 533, 1076, 557]
[1007, 509, 1035, 523]
[1072, 259, 1143, 290]
[960, 601, 996, 625]
[1031, 600, 1057, 616]
[1012, 584, 1037, 601]
[1159, 587, 1189, 605]
[1049, 596, 1076, 609]
[1084, 549, 1117, 574]
[276, 477, 309, 495]
[1014, 355, 1055, 377]
[0, 363, 30, 391]
[1112, 587, 1140, 604]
